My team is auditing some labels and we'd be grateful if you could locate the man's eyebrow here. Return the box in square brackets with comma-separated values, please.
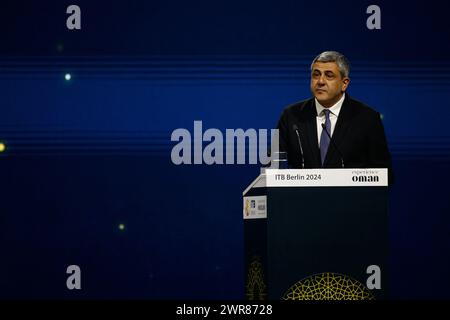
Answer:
[312, 69, 336, 73]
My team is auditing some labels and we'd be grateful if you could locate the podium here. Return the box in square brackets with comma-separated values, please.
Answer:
[243, 168, 389, 300]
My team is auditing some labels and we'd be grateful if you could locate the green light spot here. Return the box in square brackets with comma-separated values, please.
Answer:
[57, 43, 64, 53]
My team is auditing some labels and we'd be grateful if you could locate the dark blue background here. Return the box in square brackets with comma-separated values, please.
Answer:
[1, 0, 449, 299]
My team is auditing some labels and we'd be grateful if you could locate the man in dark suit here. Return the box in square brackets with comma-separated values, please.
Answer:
[276, 51, 393, 183]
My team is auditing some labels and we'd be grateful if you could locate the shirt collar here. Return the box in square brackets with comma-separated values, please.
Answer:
[315, 93, 345, 117]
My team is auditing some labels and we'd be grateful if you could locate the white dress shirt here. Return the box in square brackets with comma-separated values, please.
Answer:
[315, 94, 345, 146]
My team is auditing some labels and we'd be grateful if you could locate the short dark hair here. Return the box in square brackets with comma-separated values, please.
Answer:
[311, 51, 350, 78]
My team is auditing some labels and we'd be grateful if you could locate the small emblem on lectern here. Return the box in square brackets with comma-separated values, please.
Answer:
[244, 199, 251, 217]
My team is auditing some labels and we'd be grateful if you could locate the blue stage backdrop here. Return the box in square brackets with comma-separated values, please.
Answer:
[1, 0, 450, 299]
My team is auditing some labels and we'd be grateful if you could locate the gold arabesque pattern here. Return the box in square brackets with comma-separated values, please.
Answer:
[246, 257, 267, 300]
[282, 273, 374, 300]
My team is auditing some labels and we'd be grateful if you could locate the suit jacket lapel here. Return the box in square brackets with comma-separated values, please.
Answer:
[324, 94, 354, 166]
[302, 99, 321, 167]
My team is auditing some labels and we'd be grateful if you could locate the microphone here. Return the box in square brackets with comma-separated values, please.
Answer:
[292, 124, 305, 169]
[321, 123, 345, 168]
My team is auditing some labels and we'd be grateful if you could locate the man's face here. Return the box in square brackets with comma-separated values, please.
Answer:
[310, 62, 350, 108]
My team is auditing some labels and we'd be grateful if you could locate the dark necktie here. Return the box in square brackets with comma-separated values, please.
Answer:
[320, 109, 331, 165]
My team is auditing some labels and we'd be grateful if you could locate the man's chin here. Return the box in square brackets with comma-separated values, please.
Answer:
[314, 96, 330, 105]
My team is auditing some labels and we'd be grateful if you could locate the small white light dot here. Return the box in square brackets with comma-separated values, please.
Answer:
[65, 73, 71, 81]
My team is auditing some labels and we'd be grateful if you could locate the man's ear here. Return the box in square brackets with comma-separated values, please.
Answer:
[342, 77, 350, 92]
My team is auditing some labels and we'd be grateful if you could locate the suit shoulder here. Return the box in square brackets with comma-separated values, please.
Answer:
[280, 98, 313, 116]
[347, 96, 381, 118]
